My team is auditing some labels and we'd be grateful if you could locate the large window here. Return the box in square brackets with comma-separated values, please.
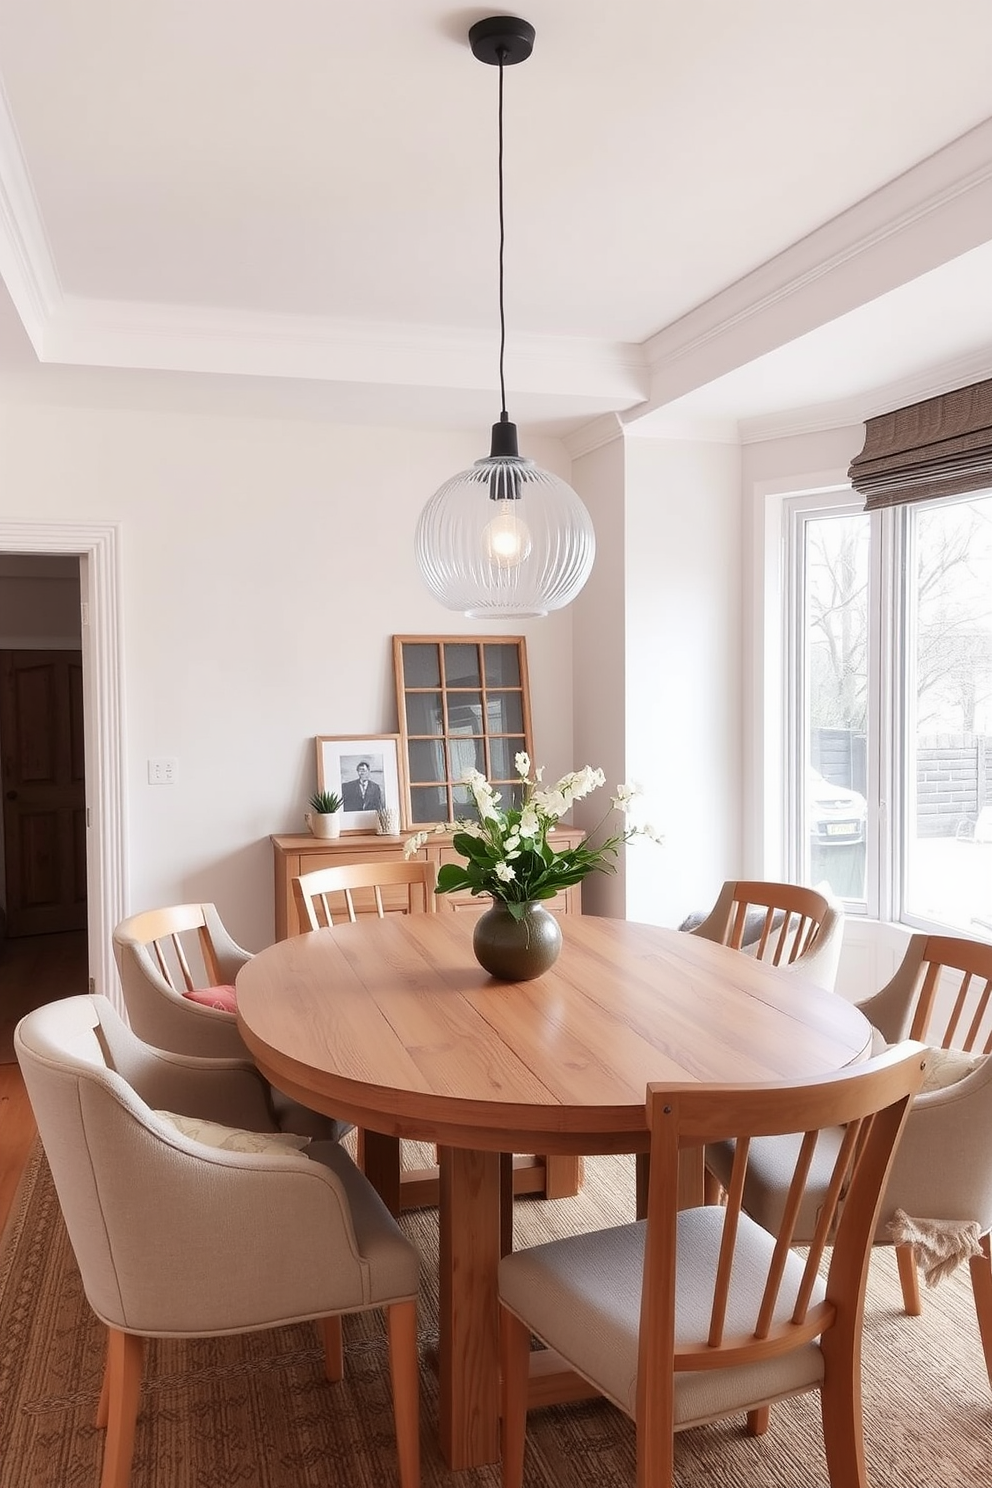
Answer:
[787, 489, 992, 937]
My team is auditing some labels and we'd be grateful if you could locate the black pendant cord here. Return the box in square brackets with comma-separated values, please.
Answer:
[497, 50, 508, 423]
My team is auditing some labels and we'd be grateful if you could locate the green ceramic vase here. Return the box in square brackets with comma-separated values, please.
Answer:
[472, 899, 563, 981]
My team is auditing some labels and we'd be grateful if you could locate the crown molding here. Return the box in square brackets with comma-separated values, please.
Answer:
[0, 75, 62, 349]
[35, 295, 647, 411]
[0, 61, 989, 443]
[639, 114, 992, 415]
[562, 412, 627, 460]
[738, 345, 992, 446]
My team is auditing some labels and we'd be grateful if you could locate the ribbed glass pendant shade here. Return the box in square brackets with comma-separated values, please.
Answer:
[417, 17, 596, 619]
[416, 443, 596, 619]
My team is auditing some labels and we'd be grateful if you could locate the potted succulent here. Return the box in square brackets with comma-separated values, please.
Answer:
[306, 789, 344, 839]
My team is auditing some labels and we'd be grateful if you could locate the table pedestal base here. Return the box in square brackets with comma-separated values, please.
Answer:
[361, 1131, 581, 1217]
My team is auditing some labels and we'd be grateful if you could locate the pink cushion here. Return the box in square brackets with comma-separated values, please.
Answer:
[182, 984, 237, 1013]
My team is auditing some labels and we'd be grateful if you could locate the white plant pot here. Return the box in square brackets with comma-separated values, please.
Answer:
[306, 811, 342, 839]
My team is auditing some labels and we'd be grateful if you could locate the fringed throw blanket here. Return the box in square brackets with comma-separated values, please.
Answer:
[887, 1208, 984, 1286]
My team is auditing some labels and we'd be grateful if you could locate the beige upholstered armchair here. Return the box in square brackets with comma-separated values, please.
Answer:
[113, 903, 350, 1141]
[15, 995, 421, 1488]
[112, 902, 252, 1058]
[687, 879, 844, 992]
[706, 932, 992, 1397]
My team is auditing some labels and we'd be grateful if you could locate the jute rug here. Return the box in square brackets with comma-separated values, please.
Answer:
[0, 1143, 988, 1487]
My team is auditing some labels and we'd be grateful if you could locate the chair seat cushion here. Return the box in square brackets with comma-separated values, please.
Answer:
[183, 985, 238, 1013]
[156, 1109, 310, 1156]
[498, 1204, 824, 1427]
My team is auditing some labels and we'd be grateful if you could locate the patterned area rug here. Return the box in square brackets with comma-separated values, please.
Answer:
[0, 1143, 988, 1487]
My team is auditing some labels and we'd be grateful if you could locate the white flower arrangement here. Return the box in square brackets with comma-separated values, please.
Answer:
[405, 752, 663, 920]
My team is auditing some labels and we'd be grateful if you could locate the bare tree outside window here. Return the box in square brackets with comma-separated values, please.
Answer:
[799, 491, 992, 929]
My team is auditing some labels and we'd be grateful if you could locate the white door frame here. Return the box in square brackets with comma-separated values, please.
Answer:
[0, 521, 126, 1005]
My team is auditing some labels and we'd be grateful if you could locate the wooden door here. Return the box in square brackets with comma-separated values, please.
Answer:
[0, 650, 87, 936]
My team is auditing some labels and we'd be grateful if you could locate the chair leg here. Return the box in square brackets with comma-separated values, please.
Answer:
[387, 1299, 420, 1488]
[320, 1315, 344, 1382]
[818, 1324, 868, 1488]
[100, 1329, 144, 1488]
[746, 1405, 769, 1435]
[500, 1305, 531, 1488]
[703, 1168, 724, 1206]
[96, 1332, 110, 1427]
[969, 1232, 992, 1392]
[896, 1242, 922, 1316]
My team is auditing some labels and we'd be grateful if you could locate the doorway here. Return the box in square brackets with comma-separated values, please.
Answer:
[0, 524, 125, 1005]
[0, 645, 87, 936]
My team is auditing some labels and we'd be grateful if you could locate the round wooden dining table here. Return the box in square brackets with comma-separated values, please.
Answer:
[235, 913, 870, 1471]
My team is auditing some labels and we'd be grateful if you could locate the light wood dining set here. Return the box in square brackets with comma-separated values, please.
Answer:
[12, 869, 992, 1488]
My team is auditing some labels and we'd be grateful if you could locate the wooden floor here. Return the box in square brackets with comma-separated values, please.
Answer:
[0, 930, 89, 1235]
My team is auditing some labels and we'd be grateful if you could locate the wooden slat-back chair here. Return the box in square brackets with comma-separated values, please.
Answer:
[293, 861, 436, 933]
[707, 932, 992, 1399]
[292, 859, 523, 1246]
[499, 1045, 926, 1488]
[690, 879, 844, 991]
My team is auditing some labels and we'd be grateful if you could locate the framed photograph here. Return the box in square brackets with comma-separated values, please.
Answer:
[316, 734, 404, 833]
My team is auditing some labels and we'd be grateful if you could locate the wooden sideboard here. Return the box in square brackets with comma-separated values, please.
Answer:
[270, 828, 584, 941]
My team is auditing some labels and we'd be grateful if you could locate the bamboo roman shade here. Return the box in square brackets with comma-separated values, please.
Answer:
[848, 376, 992, 511]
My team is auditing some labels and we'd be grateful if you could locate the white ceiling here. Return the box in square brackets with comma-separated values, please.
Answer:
[0, 0, 991, 443]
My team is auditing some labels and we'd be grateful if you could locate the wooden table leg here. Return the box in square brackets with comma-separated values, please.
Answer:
[438, 1146, 501, 1469]
[361, 1130, 402, 1217]
[541, 1154, 582, 1198]
[637, 1147, 705, 1217]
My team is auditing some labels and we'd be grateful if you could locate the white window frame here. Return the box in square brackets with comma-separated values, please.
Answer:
[760, 474, 992, 936]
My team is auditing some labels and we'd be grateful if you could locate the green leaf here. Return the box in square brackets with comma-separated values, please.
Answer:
[452, 832, 493, 864]
[436, 863, 474, 894]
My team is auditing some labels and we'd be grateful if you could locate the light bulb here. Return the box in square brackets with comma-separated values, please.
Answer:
[483, 506, 532, 568]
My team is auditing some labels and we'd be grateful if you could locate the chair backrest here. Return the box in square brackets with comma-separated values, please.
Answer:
[690, 879, 844, 991]
[858, 932, 992, 1052]
[293, 860, 437, 933]
[13, 994, 367, 1338]
[639, 1044, 926, 1442]
[113, 903, 251, 1056]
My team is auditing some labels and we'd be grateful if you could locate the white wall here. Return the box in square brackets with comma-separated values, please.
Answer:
[572, 432, 743, 926]
[572, 433, 628, 917]
[0, 394, 577, 951]
[623, 437, 743, 928]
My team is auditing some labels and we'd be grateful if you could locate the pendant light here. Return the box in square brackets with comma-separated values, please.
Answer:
[415, 15, 596, 620]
